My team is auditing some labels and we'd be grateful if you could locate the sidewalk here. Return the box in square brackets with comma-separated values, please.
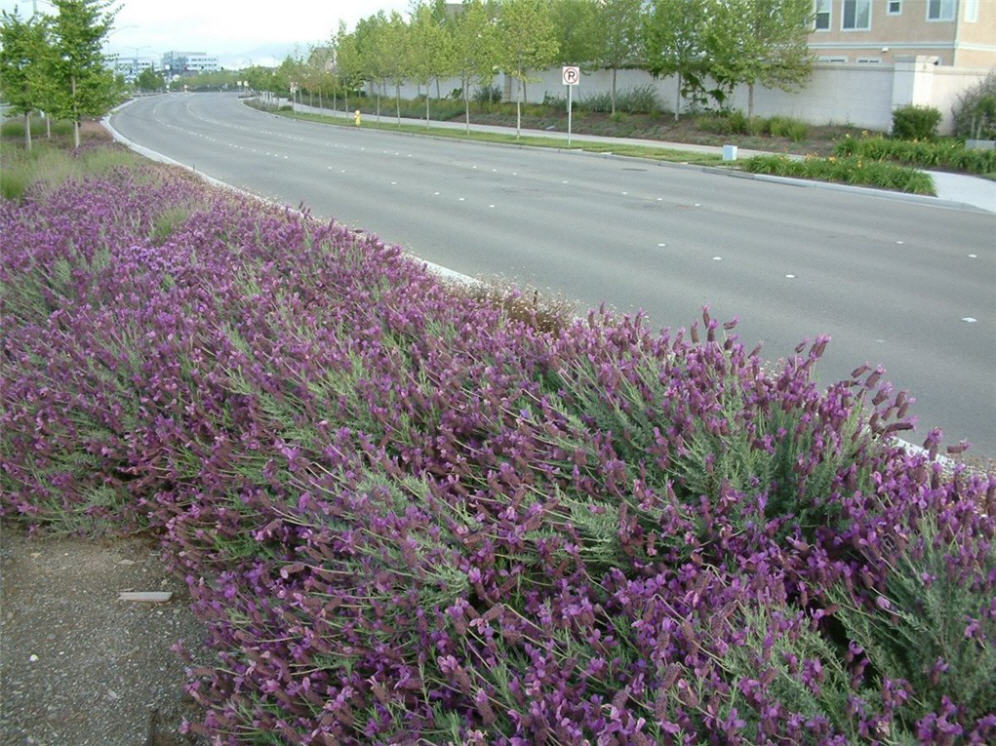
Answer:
[281, 98, 996, 214]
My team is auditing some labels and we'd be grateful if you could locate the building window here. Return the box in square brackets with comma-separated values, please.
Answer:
[964, 0, 979, 23]
[814, 0, 831, 30]
[842, 0, 871, 30]
[927, 0, 955, 21]
[887, 0, 902, 14]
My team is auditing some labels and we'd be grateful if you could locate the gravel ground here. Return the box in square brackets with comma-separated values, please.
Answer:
[1, 528, 207, 746]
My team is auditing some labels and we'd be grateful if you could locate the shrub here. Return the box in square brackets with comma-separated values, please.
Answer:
[768, 115, 809, 142]
[952, 72, 996, 140]
[578, 90, 612, 113]
[615, 84, 659, 114]
[831, 510, 996, 733]
[3, 149, 993, 744]
[698, 112, 807, 140]
[473, 84, 502, 107]
[833, 135, 996, 175]
[578, 85, 658, 114]
[743, 153, 936, 194]
[891, 104, 942, 140]
[696, 111, 748, 136]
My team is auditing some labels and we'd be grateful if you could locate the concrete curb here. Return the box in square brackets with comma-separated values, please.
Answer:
[723, 169, 990, 213]
[103, 101, 480, 290]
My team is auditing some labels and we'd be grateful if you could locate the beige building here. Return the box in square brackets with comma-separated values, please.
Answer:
[808, 0, 995, 67]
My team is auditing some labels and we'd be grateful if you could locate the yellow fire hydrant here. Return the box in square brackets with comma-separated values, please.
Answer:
[353, 109, 361, 127]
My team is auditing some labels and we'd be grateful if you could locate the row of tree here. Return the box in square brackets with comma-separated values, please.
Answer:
[256, 0, 813, 132]
[0, 0, 119, 149]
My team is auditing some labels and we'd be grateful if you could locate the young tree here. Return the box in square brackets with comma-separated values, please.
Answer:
[709, 0, 813, 116]
[305, 44, 335, 110]
[354, 12, 393, 119]
[50, 0, 118, 149]
[381, 11, 413, 125]
[594, 0, 643, 115]
[643, 0, 711, 120]
[409, 1, 454, 126]
[0, 9, 54, 150]
[134, 66, 163, 92]
[495, 0, 559, 138]
[275, 53, 305, 102]
[332, 21, 362, 113]
[450, 0, 499, 132]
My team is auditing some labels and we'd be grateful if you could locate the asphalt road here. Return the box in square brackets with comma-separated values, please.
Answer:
[109, 92, 995, 455]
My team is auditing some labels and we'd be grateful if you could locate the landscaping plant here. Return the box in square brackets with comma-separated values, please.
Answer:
[891, 105, 942, 141]
[833, 136, 996, 177]
[2, 151, 993, 744]
[743, 153, 936, 195]
[952, 72, 996, 141]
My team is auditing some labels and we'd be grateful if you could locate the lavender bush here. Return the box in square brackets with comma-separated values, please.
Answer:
[2, 153, 993, 744]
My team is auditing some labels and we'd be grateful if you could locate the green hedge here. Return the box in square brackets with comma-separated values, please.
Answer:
[743, 154, 936, 195]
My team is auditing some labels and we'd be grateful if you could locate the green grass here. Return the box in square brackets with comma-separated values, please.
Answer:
[0, 115, 75, 140]
[265, 107, 723, 166]
[0, 140, 144, 201]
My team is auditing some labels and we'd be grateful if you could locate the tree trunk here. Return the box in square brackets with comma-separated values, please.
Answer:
[611, 68, 617, 116]
[45, 113, 51, 139]
[395, 82, 401, 126]
[748, 83, 755, 118]
[425, 91, 430, 127]
[72, 74, 80, 150]
[464, 78, 470, 133]
[674, 72, 681, 122]
[516, 79, 522, 139]
[24, 111, 32, 151]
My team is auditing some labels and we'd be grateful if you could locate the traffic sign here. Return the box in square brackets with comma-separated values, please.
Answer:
[562, 66, 580, 86]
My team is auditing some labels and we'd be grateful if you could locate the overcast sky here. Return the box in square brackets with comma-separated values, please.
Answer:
[0, 0, 413, 67]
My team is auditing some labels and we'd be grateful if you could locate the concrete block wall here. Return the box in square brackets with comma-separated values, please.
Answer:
[363, 62, 992, 135]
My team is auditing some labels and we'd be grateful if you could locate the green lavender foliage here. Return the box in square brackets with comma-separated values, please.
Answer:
[830, 511, 996, 729]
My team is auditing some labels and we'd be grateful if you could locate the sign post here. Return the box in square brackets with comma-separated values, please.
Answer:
[562, 66, 580, 146]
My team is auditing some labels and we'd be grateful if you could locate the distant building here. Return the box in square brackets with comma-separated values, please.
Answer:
[160, 51, 221, 76]
[809, 0, 995, 67]
[105, 53, 155, 83]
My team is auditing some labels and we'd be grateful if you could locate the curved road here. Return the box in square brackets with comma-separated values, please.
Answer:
[109, 92, 995, 454]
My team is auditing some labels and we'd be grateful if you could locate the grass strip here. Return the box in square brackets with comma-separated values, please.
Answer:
[265, 106, 724, 165]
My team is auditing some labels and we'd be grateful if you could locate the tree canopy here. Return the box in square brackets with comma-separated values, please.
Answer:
[1, 0, 119, 148]
[0, 8, 56, 148]
[51, 0, 119, 148]
[275, 0, 817, 124]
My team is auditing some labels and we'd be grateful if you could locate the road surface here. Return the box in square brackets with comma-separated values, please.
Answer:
[109, 92, 996, 454]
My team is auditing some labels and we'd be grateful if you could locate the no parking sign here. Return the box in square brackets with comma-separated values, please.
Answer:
[563, 67, 580, 145]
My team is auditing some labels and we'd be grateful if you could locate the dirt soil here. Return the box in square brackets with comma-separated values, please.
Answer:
[459, 110, 864, 156]
[1, 528, 207, 746]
